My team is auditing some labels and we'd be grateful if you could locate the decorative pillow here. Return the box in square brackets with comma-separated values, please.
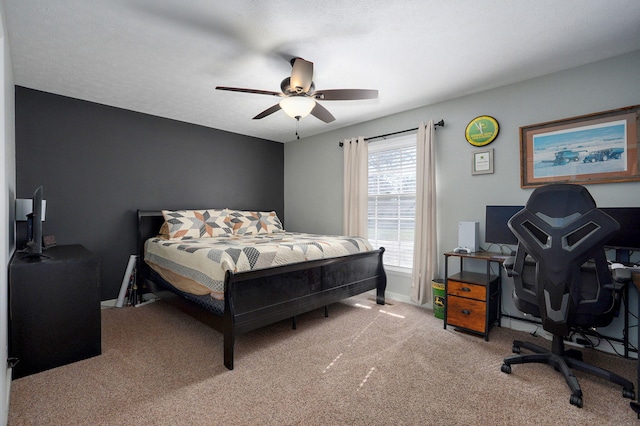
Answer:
[161, 209, 232, 240]
[228, 210, 284, 235]
[157, 221, 170, 239]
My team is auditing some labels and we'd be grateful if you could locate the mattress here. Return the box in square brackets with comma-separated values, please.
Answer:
[144, 232, 373, 299]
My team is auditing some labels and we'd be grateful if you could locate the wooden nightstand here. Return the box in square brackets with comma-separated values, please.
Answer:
[9, 244, 101, 379]
[443, 251, 504, 340]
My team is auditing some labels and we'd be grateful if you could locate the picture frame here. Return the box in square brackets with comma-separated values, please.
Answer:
[472, 148, 494, 175]
[520, 105, 640, 188]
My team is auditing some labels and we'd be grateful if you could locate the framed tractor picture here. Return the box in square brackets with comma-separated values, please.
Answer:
[520, 105, 640, 187]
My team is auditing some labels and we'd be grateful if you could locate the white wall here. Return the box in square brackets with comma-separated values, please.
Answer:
[0, 0, 15, 423]
[285, 51, 640, 306]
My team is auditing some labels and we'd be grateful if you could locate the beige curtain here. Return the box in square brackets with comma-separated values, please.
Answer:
[343, 136, 368, 237]
[411, 121, 437, 304]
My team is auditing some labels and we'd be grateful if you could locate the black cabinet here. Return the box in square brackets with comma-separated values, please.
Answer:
[9, 244, 101, 379]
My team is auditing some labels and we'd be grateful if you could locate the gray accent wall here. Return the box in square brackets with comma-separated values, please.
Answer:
[15, 87, 284, 300]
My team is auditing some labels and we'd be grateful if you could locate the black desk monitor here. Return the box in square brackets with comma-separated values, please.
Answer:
[601, 207, 640, 264]
[486, 205, 640, 263]
[485, 205, 523, 246]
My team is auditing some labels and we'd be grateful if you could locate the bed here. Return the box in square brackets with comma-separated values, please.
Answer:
[136, 209, 386, 370]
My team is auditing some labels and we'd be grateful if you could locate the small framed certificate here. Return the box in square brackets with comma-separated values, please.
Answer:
[472, 148, 494, 175]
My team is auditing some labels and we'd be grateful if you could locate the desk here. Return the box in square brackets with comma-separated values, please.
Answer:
[443, 251, 505, 341]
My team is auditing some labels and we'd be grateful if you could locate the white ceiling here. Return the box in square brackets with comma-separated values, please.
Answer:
[4, 0, 640, 143]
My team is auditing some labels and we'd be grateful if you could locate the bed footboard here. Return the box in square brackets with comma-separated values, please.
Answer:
[222, 249, 386, 369]
[137, 210, 386, 370]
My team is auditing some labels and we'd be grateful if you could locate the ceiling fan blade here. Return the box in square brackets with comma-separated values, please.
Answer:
[313, 89, 378, 100]
[290, 58, 313, 93]
[253, 104, 282, 119]
[216, 86, 282, 97]
[310, 103, 335, 123]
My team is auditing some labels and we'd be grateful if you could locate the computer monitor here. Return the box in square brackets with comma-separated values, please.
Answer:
[486, 204, 639, 263]
[24, 186, 44, 259]
[600, 207, 640, 263]
[485, 205, 524, 246]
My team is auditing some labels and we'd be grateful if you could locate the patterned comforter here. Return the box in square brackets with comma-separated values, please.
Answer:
[144, 232, 373, 299]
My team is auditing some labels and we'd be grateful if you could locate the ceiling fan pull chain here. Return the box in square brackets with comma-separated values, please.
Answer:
[295, 116, 301, 139]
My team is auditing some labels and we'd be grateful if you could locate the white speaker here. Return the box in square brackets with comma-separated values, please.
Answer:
[457, 221, 479, 253]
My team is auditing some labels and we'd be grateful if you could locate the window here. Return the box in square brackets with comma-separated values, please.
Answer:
[367, 134, 416, 269]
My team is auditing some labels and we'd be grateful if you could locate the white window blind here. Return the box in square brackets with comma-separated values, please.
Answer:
[367, 134, 416, 269]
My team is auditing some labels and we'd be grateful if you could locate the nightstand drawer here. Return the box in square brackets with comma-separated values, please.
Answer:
[447, 280, 486, 301]
[447, 295, 487, 333]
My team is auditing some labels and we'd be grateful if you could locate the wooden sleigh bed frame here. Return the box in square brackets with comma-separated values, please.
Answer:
[136, 210, 387, 370]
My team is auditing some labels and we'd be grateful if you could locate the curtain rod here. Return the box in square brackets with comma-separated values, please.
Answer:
[338, 119, 444, 146]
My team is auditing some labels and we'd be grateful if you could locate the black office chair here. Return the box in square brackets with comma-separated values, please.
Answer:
[500, 184, 634, 408]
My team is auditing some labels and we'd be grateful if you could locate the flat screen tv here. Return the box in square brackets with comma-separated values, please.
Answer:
[485, 205, 524, 246]
[24, 186, 44, 258]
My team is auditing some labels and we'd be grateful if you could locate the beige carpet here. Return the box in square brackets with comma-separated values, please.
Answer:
[8, 294, 638, 425]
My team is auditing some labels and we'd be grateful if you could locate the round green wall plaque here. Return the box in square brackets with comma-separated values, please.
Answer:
[465, 115, 499, 146]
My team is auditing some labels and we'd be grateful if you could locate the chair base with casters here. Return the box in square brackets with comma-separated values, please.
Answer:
[501, 334, 635, 408]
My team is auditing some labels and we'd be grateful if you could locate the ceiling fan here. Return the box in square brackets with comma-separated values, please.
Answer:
[215, 57, 378, 123]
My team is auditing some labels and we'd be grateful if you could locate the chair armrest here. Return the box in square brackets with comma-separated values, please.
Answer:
[612, 267, 632, 284]
[603, 268, 632, 292]
[502, 256, 516, 277]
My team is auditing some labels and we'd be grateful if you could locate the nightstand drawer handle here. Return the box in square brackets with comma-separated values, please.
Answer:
[461, 309, 471, 315]
[461, 287, 471, 292]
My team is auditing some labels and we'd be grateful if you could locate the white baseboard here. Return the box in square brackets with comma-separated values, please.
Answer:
[100, 298, 118, 309]
[384, 291, 415, 306]
[101, 293, 157, 309]
[360, 289, 428, 308]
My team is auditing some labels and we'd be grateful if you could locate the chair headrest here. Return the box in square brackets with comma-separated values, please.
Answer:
[526, 184, 596, 218]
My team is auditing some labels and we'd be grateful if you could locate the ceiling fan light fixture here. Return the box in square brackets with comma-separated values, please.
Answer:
[217, 57, 377, 124]
[279, 96, 315, 119]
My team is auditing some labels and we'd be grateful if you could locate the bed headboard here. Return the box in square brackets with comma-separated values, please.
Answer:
[137, 210, 164, 247]
[137, 210, 165, 281]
